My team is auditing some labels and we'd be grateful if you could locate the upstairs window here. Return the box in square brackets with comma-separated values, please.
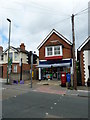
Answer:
[45, 45, 62, 57]
[47, 47, 52, 56]
[54, 46, 60, 55]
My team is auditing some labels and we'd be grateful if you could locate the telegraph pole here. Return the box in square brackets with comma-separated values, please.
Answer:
[71, 14, 77, 90]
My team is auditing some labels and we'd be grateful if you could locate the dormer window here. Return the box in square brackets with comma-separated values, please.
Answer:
[54, 46, 60, 55]
[45, 45, 62, 57]
[47, 47, 52, 56]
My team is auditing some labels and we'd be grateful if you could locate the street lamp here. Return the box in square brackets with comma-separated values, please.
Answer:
[30, 51, 36, 88]
[7, 18, 11, 84]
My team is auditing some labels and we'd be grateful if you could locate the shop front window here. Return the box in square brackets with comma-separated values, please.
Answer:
[42, 68, 52, 80]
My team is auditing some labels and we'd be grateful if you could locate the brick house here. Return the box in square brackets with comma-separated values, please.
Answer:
[0, 43, 38, 80]
[1, 43, 30, 79]
[77, 36, 90, 86]
[37, 29, 73, 80]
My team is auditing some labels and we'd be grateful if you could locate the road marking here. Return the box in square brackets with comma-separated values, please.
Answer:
[50, 107, 53, 109]
[45, 114, 61, 118]
[77, 90, 89, 93]
[32, 90, 37, 91]
[14, 96, 16, 98]
[45, 113, 48, 115]
[71, 94, 78, 96]
[2, 88, 6, 90]
[54, 103, 57, 105]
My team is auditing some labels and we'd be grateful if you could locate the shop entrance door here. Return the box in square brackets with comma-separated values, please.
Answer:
[52, 68, 57, 80]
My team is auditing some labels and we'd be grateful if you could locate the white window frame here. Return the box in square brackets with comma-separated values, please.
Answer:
[54, 46, 61, 55]
[45, 45, 62, 57]
[13, 65, 17, 73]
[47, 47, 53, 56]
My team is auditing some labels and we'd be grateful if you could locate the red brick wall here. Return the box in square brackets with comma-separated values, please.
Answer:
[2, 63, 30, 79]
[80, 51, 85, 85]
[3, 64, 7, 78]
[0, 46, 3, 51]
[22, 64, 30, 71]
[39, 33, 72, 60]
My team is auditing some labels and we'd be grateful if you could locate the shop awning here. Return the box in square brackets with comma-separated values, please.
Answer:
[37, 64, 51, 68]
[37, 63, 71, 68]
[52, 63, 70, 67]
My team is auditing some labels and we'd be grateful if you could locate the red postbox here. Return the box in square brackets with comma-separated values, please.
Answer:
[61, 72, 66, 86]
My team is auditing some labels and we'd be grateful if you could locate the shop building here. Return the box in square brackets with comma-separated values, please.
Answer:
[37, 29, 73, 80]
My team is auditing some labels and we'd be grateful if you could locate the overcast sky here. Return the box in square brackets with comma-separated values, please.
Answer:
[0, 0, 89, 55]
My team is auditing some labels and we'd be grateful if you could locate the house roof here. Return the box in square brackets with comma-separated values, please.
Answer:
[4, 46, 28, 54]
[78, 36, 90, 51]
[37, 29, 72, 50]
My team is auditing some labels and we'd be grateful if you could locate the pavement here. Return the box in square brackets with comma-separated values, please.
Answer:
[0, 78, 7, 83]
[33, 80, 89, 97]
[1, 79, 90, 99]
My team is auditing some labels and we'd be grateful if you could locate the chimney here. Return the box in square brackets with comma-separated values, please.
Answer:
[20, 43, 25, 51]
[0, 46, 3, 52]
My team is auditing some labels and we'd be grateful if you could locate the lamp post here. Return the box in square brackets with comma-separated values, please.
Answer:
[31, 51, 33, 88]
[30, 51, 36, 88]
[7, 18, 11, 84]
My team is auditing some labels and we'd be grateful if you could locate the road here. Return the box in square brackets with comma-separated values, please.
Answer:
[2, 90, 88, 119]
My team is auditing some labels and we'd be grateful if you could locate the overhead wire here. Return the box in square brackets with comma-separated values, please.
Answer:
[14, 1, 70, 17]
[11, 5, 89, 46]
[74, 7, 90, 16]
[16, 17, 70, 39]
[2, 1, 90, 49]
